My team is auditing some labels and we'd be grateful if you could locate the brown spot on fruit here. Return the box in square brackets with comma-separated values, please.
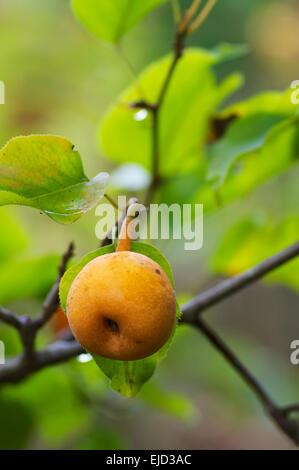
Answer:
[104, 317, 119, 334]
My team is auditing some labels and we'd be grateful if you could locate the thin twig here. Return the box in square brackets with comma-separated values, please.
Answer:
[188, 0, 217, 34]
[157, 32, 185, 107]
[178, 0, 202, 34]
[100, 197, 138, 247]
[0, 243, 75, 363]
[144, 31, 186, 206]
[143, 0, 217, 205]
[104, 193, 119, 210]
[181, 240, 299, 324]
[116, 43, 145, 98]
[192, 317, 299, 446]
[0, 307, 24, 330]
[130, 5, 197, 207]
[32, 242, 74, 329]
[282, 404, 299, 415]
[0, 245, 80, 383]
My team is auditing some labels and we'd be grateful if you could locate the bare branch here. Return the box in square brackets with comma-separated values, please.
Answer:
[0, 340, 84, 385]
[187, 0, 217, 35]
[0, 307, 25, 330]
[282, 404, 299, 415]
[0, 243, 75, 367]
[180, 242, 299, 446]
[181, 240, 299, 324]
[144, 32, 186, 206]
[191, 317, 299, 446]
[103, 193, 119, 210]
[178, 0, 202, 34]
[32, 242, 74, 329]
[135, 0, 217, 205]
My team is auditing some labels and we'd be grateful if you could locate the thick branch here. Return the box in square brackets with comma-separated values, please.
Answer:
[0, 243, 75, 365]
[0, 340, 84, 385]
[192, 317, 299, 446]
[0, 243, 82, 386]
[181, 240, 299, 324]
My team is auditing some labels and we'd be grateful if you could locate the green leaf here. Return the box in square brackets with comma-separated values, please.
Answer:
[0, 135, 109, 223]
[71, 0, 169, 44]
[210, 43, 249, 62]
[171, 90, 299, 212]
[216, 116, 299, 204]
[157, 170, 207, 206]
[149, 88, 299, 220]
[222, 89, 296, 116]
[60, 242, 180, 397]
[212, 215, 299, 291]
[207, 89, 298, 187]
[0, 255, 60, 305]
[207, 113, 289, 186]
[100, 47, 243, 175]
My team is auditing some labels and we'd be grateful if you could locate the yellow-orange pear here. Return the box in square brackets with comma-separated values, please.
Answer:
[66, 251, 176, 360]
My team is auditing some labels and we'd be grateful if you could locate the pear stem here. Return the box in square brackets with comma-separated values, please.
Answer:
[116, 215, 134, 252]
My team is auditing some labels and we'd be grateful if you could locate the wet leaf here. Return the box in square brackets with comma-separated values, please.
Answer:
[0, 135, 109, 223]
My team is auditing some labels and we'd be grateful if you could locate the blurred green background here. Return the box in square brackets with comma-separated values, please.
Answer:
[0, 0, 298, 450]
